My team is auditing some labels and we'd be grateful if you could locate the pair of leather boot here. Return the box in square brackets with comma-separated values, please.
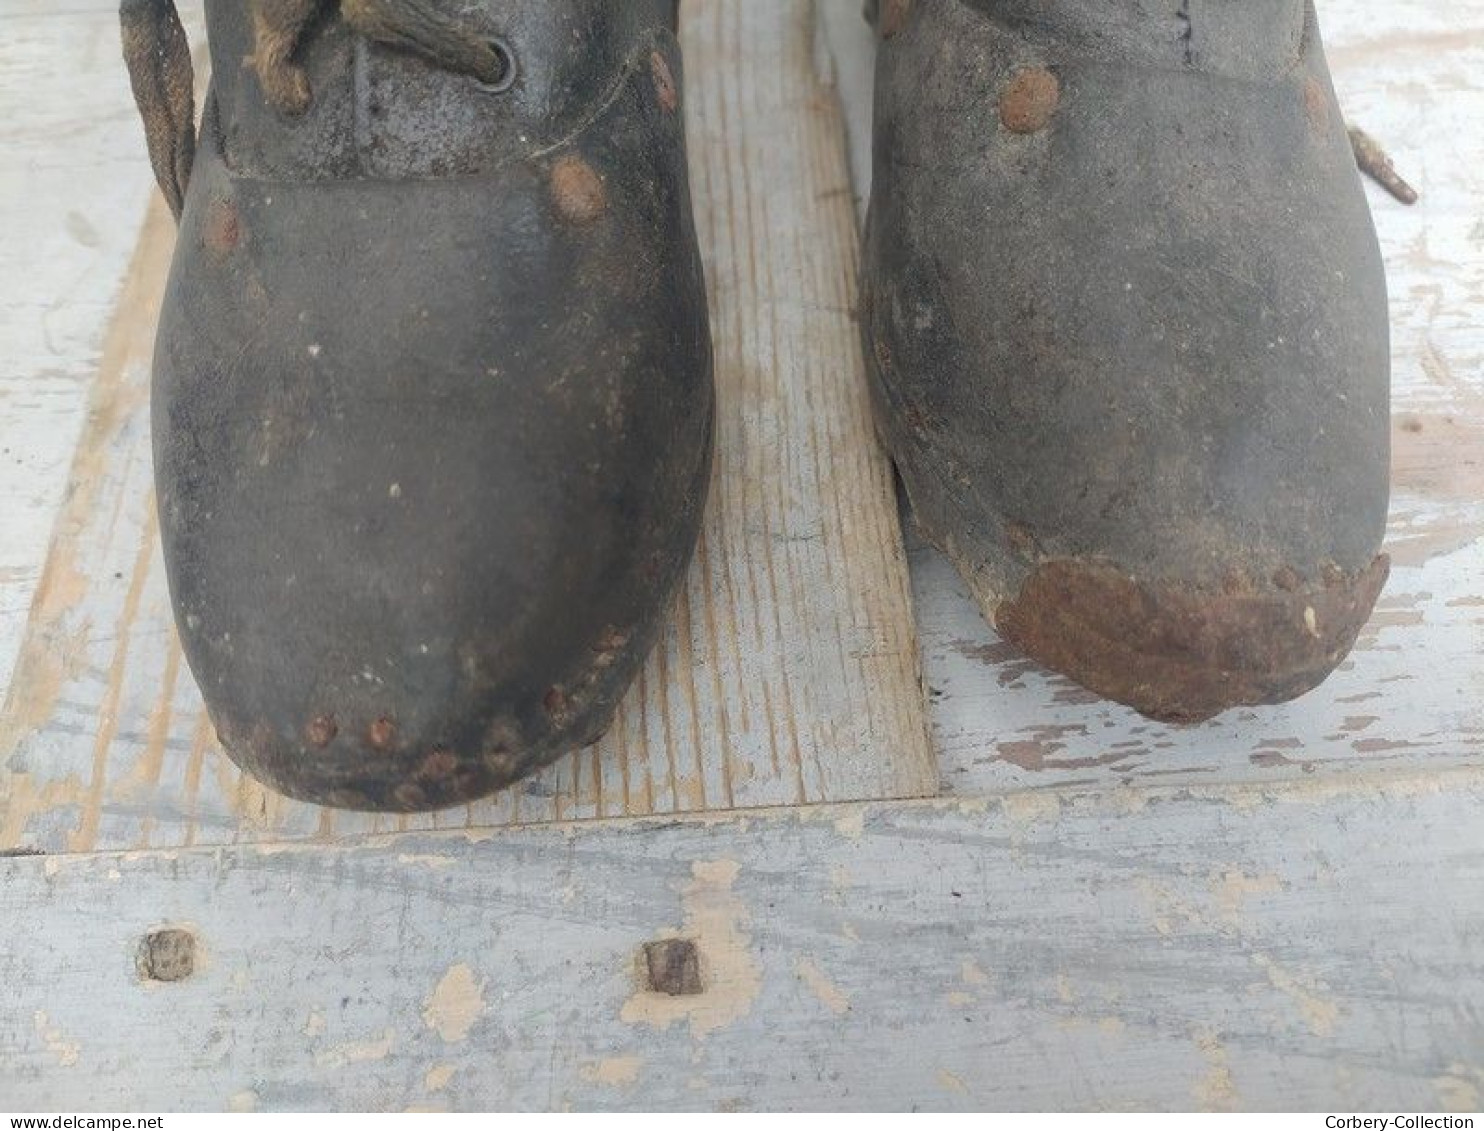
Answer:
[122, 0, 1389, 811]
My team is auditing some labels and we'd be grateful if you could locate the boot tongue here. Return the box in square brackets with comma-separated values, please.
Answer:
[205, 0, 359, 181]
[964, 0, 1309, 80]
[204, 0, 668, 182]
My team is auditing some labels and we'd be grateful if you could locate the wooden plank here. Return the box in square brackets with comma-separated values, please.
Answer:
[0, 0, 936, 854]
[8, 1, 1482, 836]
[1, 6, 1479, 1115]
[3, 773, 1482, 1111]
[0, 0, 205, 698]
[820, 0, 1484, 796]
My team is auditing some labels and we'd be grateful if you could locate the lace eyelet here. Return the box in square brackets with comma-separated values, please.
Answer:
[475, 38, 518, 94]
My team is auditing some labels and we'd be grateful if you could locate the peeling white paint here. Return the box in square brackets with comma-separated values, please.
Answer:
[795, 957, 851, 1016]
[581, 1056, 644, 1090]
[422, 964, 486, 1043]
[33, 1011, 79, 1067]
[313, 1029, 395, 1070]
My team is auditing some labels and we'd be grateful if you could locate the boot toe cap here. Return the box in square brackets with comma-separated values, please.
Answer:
[995, 554, 1391, 723]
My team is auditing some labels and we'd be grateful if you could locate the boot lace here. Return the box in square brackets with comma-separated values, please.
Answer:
[121, 0, 514, 220]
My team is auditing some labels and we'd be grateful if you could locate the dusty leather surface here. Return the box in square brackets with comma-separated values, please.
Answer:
[154, 0, 714, 809]
[863, 0, 1390, 720]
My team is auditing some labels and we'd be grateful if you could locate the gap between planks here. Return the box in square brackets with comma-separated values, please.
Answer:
[15, 759, 1484, 868]
[5, 774, 1482, 1111]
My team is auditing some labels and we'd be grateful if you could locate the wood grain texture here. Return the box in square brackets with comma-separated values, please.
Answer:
[3, 775, 1481, 1111]
[821, 0, 1484, 796]
[0, 6, 1481, 1113]
[0, 0, 935, 853]
[0, 0, 206, 703]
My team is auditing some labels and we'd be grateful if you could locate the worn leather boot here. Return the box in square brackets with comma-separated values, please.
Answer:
[863, 0, 1390, 722]
[122, 0, 713, 809]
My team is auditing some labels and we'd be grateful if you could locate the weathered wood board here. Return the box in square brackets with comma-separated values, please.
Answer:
[2, 0, 1483, 1113]
[0, 0, 936, 854]
[5, 2, 1482, 847]
[4, 775, 1482, 1111]
[0, 0, 207, 697]
[820, 0, 1484, 797]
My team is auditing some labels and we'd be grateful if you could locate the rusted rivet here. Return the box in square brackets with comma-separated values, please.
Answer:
[485, 718, 521, 752]
[138, 928, 198, 983]
[202, 199, 241, 255]
[643, 938, 703, 997]
[879, 0, 913, 39]
[650, 50, 678, 114]
[368, 716, 398, 751]
[1000, 67, 1061, 134]
[393, 783, 427, 810]
[305, 714, 338, 749]
[550, 156, 607, 226]
[591, 627, 630, 669]
[419, 750, 459, 780]
[1303, 76, 1330, 132]
[485, 750, 521, 780]
[543, 686, 570, 722]
[1272, 566, 1303, 593]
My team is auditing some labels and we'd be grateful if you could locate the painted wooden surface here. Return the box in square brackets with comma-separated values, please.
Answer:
[0, 0, 936, 855]
[0, 0, 1481, 1112]
[821, 0, 1484, 797]
[3, 3, 1479, 853]
[0, 0, 204, 700]
[4, 775, 1483, 1111]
